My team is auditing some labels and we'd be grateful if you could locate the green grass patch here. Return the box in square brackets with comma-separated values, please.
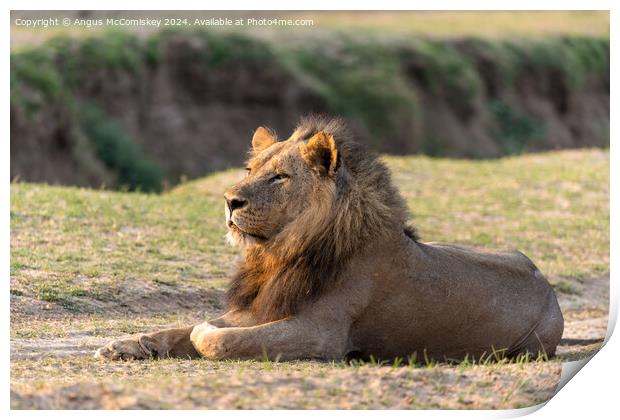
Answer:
[552, 281, 580, 296]
[10, 149, 608, 317]
[10, 181, 235, 309]
[385, 149, 609, 279]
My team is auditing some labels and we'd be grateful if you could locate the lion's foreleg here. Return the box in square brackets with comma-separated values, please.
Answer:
[140, 310, 257, 357]
[190, 317, 349, 361]
[95, 310, 259, 360]
[141, 326, 201, 358]
[95, 326, 200, 360]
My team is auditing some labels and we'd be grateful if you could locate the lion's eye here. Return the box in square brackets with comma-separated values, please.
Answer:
[269, 173, 289, 183]
[245, 167, 252, 176]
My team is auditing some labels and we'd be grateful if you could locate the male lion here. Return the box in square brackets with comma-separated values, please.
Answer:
[96, 116, 564, 362]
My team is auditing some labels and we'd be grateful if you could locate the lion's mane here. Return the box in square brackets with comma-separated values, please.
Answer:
[226, 116, 418, 323]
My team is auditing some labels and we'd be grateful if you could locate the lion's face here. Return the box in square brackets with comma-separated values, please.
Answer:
[224, 127, 339, 247]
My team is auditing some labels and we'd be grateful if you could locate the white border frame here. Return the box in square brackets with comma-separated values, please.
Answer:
[3, 3, 616, 419]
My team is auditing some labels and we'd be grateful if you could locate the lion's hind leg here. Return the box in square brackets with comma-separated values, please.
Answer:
[507, 292, 564, 360]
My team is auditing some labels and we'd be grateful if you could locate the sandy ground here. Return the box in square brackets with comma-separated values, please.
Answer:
[10, 274, 609, 410]
[11, 363, 564, 410]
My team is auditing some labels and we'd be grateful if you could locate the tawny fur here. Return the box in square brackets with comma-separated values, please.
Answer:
[227, 116, 417, 323]
[95, 115, 563, 363]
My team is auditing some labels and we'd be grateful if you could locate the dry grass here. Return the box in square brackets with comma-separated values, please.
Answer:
[11, 358, 562, 409]
[174, 149, 610, 280]
[311, 11, 609, 38]
[10, 149, 609, 409]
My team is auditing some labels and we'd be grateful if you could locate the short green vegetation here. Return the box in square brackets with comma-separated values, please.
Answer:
[10, 149, 609, 314]
[11, 182, 233, 305]
[386, 149, 609, 279]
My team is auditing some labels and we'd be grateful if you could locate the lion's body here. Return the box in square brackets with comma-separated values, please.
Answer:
[340, 237, 563, 360]
[96, 115, 563, 362]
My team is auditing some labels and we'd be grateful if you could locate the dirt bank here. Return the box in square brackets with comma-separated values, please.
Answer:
[10, 31, 609, 190]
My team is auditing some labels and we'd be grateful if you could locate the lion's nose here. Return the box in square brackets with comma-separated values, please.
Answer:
[224, 193, 248, 213]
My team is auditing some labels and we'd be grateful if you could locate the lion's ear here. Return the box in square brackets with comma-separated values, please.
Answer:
[300, 132, 338, 177]
[252, 127, 276, 153]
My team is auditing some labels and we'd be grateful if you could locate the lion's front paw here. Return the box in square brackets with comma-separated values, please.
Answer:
[95, 335, 158, 361]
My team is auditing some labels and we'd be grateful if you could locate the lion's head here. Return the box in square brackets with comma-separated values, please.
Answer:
[224, 124, 340, 248]
[224, 115, 417, 322]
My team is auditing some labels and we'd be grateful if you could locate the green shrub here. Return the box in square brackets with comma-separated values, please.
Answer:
[525, 36, 609, 88]
[204, 32, 274, 66]
[79, 104, 163, 192]
[488, 100, 545, 155]
[403, 39, 481, 118]
[276, 34, 417, 145]
[11, 33, 166, 192]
